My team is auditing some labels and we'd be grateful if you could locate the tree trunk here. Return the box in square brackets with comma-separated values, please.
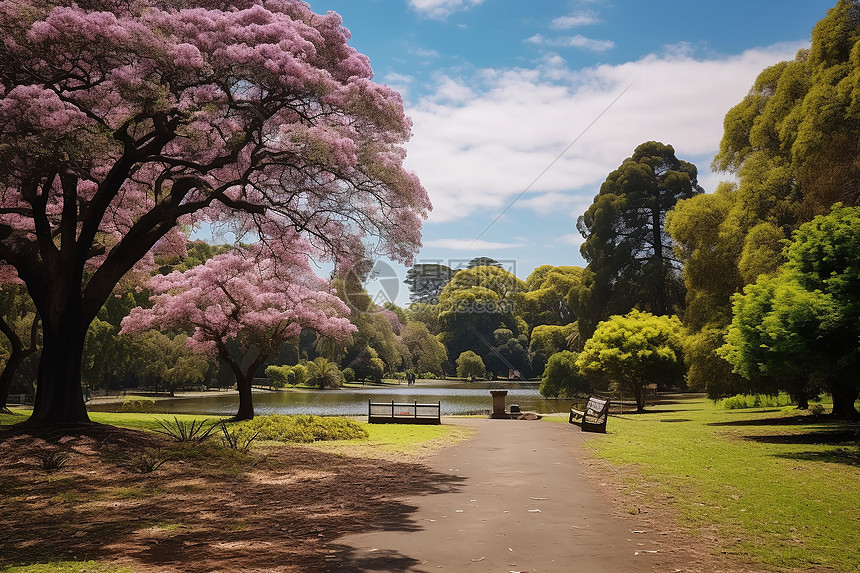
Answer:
[628, 379, 646, 413]
[218, 342, 269, 422]
[650, 193, 667, 316]
[830, 379, 859, 420]
[234, 372, 255, 422]
[26, 318, 90, 426]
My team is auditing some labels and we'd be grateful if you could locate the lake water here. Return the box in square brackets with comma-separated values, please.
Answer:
[94, 381, 579, 417]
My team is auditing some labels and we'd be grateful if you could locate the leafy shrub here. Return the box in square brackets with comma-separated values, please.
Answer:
[120, 396, 156, 413]
[291, 363, 308, 386]
[156, 416, 219, 442]
[265, 365, 291, 389]
[233, 414, 368, 443]
[342, 367, 356, 383]
[718, 394, 794, 409]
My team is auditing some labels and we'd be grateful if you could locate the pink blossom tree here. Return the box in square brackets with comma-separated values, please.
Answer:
[121, 241, 356, 421]
[0, 0, 429, 425]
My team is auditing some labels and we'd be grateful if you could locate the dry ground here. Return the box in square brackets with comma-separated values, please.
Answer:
[0, 420, 773, 573]
[0, 424, 463, 573]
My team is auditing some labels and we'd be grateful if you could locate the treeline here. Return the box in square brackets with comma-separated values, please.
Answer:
[2, 1, 860, 422]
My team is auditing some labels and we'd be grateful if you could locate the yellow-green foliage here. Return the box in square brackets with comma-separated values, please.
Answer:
[118, 396, 155, 413]
[718, 393, 794, 409]
[0, 562, 135, 573]
[232, 414, 368, 443]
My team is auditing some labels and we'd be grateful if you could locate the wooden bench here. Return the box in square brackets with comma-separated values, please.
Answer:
[569, 396, 610, 433]
[368, 400, 441, 425]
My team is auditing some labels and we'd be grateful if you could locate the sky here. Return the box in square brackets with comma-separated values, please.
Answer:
[303, 0, 838, 306]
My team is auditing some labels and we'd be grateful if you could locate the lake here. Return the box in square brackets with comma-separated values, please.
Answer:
[92, 380, 579, 417]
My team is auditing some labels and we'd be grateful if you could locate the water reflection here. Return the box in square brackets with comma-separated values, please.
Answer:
[93, 381, 577, 417]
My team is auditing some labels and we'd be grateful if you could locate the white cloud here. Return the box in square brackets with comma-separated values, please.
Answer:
[559, 233, 585, 248]
[422, 238, 526, 250]
[404, 42, 805, 224]
[408, 0, 483, 19]
[551, 11, 600, 29]
[527, 33, 615, 52]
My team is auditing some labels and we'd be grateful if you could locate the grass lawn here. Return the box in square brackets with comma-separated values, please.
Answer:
[0, 563, 134, 573]
[0, 409, 470, 458]
[588, 396, 860, 571]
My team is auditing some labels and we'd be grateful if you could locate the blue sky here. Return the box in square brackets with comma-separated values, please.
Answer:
[304, 0, 837, 306]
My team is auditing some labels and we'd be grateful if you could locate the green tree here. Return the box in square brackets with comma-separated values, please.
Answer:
[521, 265, 582, 330]
[406, 302, 441, 335]
[128, 331, 211, 396]
[720, 276, 832, 409]
[485, 329, 531, 380]
[529, 323, 579, 378]
[403, 264, 454, 304]
[665, 183, 748, 394]
[573, 141, 703, 339]
[577, 311, 685, 412]
[722, 205, 860, 418]
[467, 257, 503, 269]
[539, 351, 590, 398]
[437, 266, 526, 365]
[715, 1, 860, 217]
[334, 278, 403, 376]
[400, 321, 447, 376]
[455, 350, 486, 381]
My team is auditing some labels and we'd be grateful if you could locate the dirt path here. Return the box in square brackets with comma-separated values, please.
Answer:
[335, 417, 702, 573]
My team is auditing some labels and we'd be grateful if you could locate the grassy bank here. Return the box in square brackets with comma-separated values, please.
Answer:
[590, 396, 860, 571]
[0, 409, 471, 457]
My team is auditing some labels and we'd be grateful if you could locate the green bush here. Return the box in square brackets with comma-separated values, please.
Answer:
[265, 365, 292, 389]
[342, 367, 356, 383]
[540, 350, 590, 398]
[717, 394, 794, 409]
[119, 396, 156, 413]
[456, 350, 485, 381]
[291, 363, 308, 386]
[232, 414, 368, 443]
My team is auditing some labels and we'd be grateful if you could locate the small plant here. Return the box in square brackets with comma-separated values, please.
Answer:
[156, 416, 219, 442]
[129, 449, 169, 473]
[219, 421, 260, 453]
[35, 449, 70, 472]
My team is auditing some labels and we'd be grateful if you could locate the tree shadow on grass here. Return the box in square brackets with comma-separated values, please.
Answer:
[774, 448, 860, 467]
[707, 414, 854, 428]
[744, 429, 860, 446]
[0, 425, 466, 573]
